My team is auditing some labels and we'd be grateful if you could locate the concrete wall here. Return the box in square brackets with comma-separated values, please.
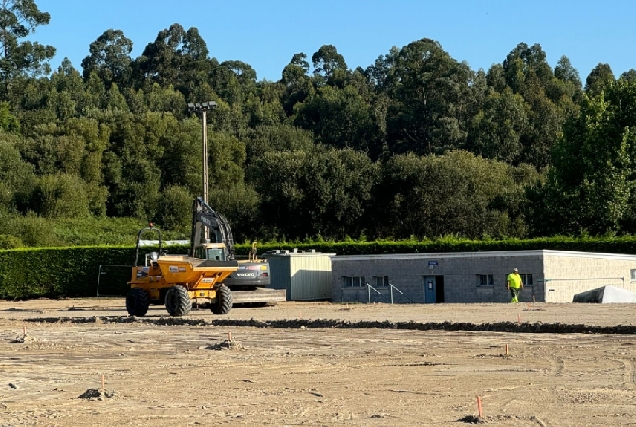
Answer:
[331, 252, 545, 303]
[543, 252, 636, 302]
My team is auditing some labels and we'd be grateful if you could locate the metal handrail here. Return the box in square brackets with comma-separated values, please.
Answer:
[390, 283, 415, 303]
[366, 283, 390, 303]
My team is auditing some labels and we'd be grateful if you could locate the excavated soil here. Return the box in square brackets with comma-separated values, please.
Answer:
[1, 299, 636, 426]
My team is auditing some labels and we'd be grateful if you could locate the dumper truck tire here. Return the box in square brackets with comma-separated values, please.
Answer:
[211, 283, 233, 315]
[165, 285, 192, 316]
[126, 288, 150, 317]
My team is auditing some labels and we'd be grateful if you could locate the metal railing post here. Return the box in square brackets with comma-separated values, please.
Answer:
[389, 283, 415, 303]
[366, 283, 389, 303]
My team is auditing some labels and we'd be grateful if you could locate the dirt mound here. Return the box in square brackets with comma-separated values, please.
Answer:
[10, 333, 35, 343]
[203, 339, 245, 351]
[78, 388, 117, 400]
[458, 415, 485, 424]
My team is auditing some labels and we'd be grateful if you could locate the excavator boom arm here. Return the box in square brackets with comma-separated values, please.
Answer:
[190, 197, 235, 260]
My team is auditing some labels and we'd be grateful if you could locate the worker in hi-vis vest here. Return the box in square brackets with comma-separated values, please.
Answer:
[507, 268, 523, 303]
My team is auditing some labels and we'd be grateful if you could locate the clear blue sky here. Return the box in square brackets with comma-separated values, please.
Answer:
[36, 0, 636, 82]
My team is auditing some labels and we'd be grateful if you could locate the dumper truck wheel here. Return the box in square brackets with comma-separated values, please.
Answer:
[165, 285, 192, 316]
[126, 288, 150, 316]
[211, 283, 233, 315]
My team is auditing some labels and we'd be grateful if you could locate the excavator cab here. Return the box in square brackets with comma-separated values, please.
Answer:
[193, 243, 227, 261]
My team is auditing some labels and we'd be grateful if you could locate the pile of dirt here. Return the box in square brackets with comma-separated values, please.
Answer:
[204, 339, 245, 351]
[78, 388, 117, 400]
[10, 333, 35, 344]
[458, 415, 485, 424]
[458, 415, 546, 425]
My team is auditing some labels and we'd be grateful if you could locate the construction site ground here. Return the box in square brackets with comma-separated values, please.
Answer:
[1, 299, 636, 426]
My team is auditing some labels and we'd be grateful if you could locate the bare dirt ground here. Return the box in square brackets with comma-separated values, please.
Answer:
[1, 300, 636, 426]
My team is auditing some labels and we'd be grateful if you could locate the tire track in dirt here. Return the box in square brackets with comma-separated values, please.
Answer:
[611, 358, 636, 390]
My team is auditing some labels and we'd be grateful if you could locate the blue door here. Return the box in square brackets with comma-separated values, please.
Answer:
[424, 276, 436, 303]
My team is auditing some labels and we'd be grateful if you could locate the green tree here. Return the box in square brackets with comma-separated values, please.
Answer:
[244, 124, 314, 164]
[81, 29, 133, 88]
[299, 147, 377, 239]
[530, 81, 636, 236]
[293, 83, 378, 153]
[33, 173, 90, 218]
[468, 89, 528, 163]
[585, 63, 615, 98]
[384, 38, 472, 155]
[619, 69, 636, 84]
[155, 184, 192, 231]
[373, 151, 524, 239]
[311, 44, 347, 87]
[0, 130, 35, 211]
[247, 150, 307, 239]
[281, 53, 314, 117]
[0, 0, 55, 95]
[554, 55, 582, 89]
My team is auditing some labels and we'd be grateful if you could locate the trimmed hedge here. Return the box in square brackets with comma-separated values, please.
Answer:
[0, 245, 188, 299]
[4, 237, 636, 299]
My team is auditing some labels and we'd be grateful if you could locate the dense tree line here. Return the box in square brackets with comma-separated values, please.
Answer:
[1, 0, 635, 247]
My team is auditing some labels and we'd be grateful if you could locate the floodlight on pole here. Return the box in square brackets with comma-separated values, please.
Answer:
[188, 101, 217, 204]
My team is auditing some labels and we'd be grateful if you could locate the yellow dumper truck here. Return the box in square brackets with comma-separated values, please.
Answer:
[126, 225, 238, 317]
[125, 197, 284, 317]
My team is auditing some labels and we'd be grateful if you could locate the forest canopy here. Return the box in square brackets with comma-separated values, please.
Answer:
[1, 0, 635, 248]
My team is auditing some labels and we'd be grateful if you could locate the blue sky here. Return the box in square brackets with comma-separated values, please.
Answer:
[36, 0, 636, 82]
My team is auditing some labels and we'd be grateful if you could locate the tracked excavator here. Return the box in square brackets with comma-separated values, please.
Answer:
[189, 197, 285, 306]
[125, 197, 284, 317]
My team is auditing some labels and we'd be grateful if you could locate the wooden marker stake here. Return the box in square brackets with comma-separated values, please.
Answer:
[477, 396, 483, 418]
[228, 332, 232, 342]
[505, 344, 509, 356]
[23, 326, 26, 335]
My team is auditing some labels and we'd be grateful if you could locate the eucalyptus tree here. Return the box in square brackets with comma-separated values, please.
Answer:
[81, 29, 133, 88]
[134, 23, 212, 96]
[585, 63, 615, 98]
[0, 0, 55, 97]
[383, 38, 472, 155]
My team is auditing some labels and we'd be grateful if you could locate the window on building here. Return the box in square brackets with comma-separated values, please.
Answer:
[342, 276, 365, 288]
[521, 274, 533, 287]
[476, 274, 494, 286]
[631, 269, 636, 281]
[371, 276, 389, 288]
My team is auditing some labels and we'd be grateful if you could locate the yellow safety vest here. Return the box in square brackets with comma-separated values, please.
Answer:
[507, 273, 522, 289]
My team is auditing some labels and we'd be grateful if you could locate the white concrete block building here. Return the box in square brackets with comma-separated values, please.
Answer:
[331, 250, 636, 303]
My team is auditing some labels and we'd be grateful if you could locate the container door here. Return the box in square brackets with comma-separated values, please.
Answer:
[424, 276, 436, 303]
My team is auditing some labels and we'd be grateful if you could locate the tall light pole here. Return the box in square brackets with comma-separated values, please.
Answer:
[187, 101, 217, 204]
